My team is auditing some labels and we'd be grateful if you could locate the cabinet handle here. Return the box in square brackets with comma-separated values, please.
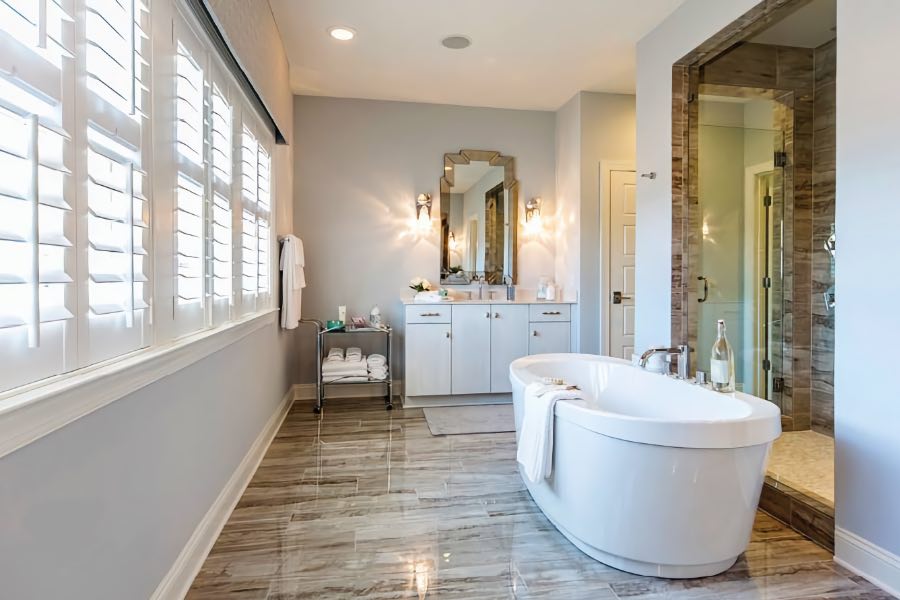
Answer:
[541, 311, 561, 315]
[420, 312, 441, 317]
[485, 312, 490, 318]
[494, 312, 500, 319]
[445, 331, 451, 339]
[532, 330, 538, 337]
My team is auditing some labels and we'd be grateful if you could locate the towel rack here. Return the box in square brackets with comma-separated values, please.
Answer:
[300, 319, 394, 414]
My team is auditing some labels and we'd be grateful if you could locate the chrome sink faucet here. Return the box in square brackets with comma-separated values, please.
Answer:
[639, 345, 691, 380]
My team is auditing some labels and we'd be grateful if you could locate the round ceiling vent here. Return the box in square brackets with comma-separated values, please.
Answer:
[441, 35, 472, 50]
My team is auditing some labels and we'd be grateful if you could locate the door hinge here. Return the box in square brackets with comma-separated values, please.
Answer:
[763, 195, 773, 207]
[762, 276, 772, 289]
[688, 92, 697, 103]
[773, 377, 785, 393]
[774, 151, 787, 168]
[762, 359, 771, 371]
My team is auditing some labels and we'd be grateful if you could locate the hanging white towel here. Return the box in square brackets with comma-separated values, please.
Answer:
[516, 382, 582, 484]
[280, 235, 306, 329]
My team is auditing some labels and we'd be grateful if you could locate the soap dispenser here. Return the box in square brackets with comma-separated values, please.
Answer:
[504, 275, 515, 301]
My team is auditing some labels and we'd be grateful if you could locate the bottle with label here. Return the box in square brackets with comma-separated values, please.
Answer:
[710, 319, 735, 393]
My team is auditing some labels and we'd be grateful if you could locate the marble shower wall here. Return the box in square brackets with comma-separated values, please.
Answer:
[811, 39, 836, 436]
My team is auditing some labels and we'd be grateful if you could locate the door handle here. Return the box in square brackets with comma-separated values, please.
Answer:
[697, 276, 709, 303]
[612, 292, 633, 304]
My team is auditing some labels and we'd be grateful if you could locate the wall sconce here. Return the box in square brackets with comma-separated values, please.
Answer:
[415, 193, 432, 220]
[448, 231, 457, 250]
[525, 197, 542, 222]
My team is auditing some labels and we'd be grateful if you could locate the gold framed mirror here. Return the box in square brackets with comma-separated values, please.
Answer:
[439, 149, 518, 285]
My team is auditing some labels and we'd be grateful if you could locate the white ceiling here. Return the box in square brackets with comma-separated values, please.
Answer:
[750, 0, 836, 48]
[268, 0, 685, 111]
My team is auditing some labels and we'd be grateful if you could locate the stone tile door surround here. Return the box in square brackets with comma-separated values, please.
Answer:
[670, 0, 823, 432]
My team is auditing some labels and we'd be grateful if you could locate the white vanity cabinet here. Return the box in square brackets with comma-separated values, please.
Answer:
[404, 307, 452, 396]
[528, 304, 572, 355]
[450, 305, 492, 394]
[404, 301, 571, 406]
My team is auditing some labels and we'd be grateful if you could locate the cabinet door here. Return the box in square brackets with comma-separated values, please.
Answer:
[529, 322, 571, 355]
[490, 305, 529, 393]
[451, 305, 492, 394]
[405, 324, 451, 396]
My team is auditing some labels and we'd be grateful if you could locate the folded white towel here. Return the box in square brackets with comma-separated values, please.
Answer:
[367, 354, 387, 368]
[346, 347, 362, 360]
[516, 382, 582, 484]
[323, 375, 369, 383]
[322, 362, 368, 375]
[368, 367, 388, 380]
[414, 291, 443, 303]
[325, 348, 345, 362]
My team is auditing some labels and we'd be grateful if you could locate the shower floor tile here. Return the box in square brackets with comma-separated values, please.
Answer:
[767, 430, 834, 506]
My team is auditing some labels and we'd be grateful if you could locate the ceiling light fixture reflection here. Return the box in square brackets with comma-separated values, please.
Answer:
[328, 26, 356, 41]
[441, 35, 471, 50]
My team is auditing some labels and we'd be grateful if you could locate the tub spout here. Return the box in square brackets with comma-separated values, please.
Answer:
[639, 345, 691, 379]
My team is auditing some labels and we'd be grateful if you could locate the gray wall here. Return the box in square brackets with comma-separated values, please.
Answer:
[834, 0, 900, 561]
[0, 322, 295, 599]
[292, 96, 557, 383]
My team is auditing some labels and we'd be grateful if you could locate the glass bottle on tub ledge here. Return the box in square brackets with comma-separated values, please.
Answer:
[710, 319, 735, 393]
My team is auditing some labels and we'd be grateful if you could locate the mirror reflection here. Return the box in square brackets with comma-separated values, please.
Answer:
[440, 150, 517, 285]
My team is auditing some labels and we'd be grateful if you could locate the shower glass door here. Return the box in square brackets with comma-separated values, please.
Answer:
[692, 117, 784, 402]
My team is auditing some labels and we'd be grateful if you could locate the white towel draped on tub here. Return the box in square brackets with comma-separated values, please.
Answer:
[516, 381, 582, 484]
[279, 235, 306, 329]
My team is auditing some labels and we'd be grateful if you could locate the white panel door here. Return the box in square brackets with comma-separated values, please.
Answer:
[609, 170, 637, 360]
[451, 305, 492, 394]
[529, 322, 571, 355]
[405, 324, 451, 396]
[490, 305, 529, 393]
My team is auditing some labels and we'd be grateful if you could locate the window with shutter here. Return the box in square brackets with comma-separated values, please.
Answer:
[80, 0, 150, 364]
[0, 0, 76, 393]
[256, 145, 271, 302]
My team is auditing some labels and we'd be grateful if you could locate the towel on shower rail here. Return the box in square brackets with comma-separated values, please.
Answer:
[516, 381, 582, 484]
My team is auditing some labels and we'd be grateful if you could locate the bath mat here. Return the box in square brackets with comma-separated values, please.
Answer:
[423, 404, 515, 435]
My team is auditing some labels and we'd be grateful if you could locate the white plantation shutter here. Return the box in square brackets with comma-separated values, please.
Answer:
[0, 0, 76, 393]
[256, 145, 271, 303]
[173, 36, 206, 331]
[239, 124, 259, 313]
[80, 0, 151, 364]
[208, 81, 232, 324]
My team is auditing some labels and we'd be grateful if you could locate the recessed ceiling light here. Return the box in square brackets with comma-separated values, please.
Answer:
[441, 35, 471, 50]
[328, 26, 356, 41]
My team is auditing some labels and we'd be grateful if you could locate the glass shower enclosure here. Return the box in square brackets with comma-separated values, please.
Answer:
[691, 97, 785, 407]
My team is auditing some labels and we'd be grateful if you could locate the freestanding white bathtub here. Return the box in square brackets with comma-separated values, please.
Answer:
[510, 354, 781, 579]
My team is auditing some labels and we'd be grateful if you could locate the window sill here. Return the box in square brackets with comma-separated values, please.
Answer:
[0, 309, 279, 459]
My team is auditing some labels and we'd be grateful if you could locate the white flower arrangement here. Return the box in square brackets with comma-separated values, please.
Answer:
[409, 277, 432, 293]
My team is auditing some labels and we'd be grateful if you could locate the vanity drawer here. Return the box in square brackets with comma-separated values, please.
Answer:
[406, 305, 451, 324]
[529, 304, 570, 322]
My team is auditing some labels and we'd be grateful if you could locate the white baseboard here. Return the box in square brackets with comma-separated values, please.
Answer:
[150, 386, 294, 600]
[294, 382, 402, 401]
[835, 527, 900, 599]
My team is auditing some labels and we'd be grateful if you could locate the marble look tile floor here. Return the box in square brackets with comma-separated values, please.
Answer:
[187, 398, 885, 599]
[767, 430, 835, 507]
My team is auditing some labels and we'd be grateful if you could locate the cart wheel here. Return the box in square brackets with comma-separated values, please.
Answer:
[385, 403, 393, 411]
[313, 405, 322, 414]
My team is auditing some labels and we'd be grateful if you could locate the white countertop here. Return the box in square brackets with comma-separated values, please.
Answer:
[401, 297, 576, 305]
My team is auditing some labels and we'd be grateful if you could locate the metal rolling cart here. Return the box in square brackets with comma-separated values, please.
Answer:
[300, 319, 393, 413]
